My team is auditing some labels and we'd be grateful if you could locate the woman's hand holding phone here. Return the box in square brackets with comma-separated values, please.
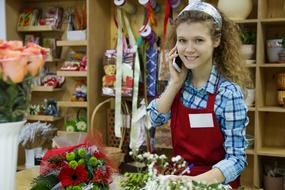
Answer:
[169, 46, 188, 87]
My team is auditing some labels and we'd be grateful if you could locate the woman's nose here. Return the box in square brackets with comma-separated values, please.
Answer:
[185, 43, 195, 53]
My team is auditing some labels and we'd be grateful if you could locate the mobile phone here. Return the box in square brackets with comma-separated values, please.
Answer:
[172, 52, 183, 72]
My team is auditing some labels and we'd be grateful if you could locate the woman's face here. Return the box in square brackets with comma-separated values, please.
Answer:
[176, 22, 220, 71]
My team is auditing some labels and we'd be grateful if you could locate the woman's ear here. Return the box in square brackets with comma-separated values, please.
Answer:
[213, 36, 221, 48]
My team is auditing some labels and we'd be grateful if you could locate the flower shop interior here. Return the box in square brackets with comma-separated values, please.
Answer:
[1, 0, 285, 189]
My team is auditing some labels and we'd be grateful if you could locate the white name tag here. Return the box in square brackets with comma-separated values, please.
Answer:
[189, 113, 214, 128]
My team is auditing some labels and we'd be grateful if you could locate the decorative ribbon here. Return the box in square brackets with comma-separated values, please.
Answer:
[114, 0, 136, 15]
[122, 12, 141, 150]
[170, 0, 181, 9]
[114, 8, 123, 138]
[146, 47, 158, 96]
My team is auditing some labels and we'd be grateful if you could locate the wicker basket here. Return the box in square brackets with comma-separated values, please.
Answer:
[90, 98, 126, 167]
[276, 72, 285, 90]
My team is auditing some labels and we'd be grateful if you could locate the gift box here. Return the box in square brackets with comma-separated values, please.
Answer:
[67, 30, 87, 41]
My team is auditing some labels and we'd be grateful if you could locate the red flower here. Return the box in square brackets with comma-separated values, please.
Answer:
[93, 151, 106, 159]
[58, 165, 88, 187]
[92, 166, 112, 185]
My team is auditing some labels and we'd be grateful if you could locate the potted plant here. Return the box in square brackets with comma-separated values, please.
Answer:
[0, 40, 46, 190]
[263, 162, 285, 190]
[240, 30, 256, 62]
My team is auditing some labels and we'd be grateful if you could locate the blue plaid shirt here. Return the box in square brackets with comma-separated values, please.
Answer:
[147, 65, 249, 184]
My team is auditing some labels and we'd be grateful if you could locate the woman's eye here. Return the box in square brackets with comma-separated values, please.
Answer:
[195, 39, 204, 43]
[178, 39, 186, 43]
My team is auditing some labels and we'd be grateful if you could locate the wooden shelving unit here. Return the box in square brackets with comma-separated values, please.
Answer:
[27, 115, 63, 122]
[57, 101, 88, 108]
[32, 86, 63, 92]
[207, 0, 285, 188]
[45, 58, 62, 63]
[258, 106, 285, 112]
[56, 71, 87, 77]
[6, 0, 110, 171]
[17, 25, 63, 32]
[56, 40, 87, 46]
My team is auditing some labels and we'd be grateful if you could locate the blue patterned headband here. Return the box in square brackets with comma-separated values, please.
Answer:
[178, 0, 222, 31]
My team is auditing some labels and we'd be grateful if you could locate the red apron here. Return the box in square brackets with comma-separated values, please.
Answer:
[170, 77, 240, 188]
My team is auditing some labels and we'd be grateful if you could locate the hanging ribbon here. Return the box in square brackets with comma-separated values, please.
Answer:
[163, 0, 171, 42]
[122, 12, 142, 150]
[114, 8, 123, 138]
[146, 47, 158, 96]
[114, 0, 136, 15]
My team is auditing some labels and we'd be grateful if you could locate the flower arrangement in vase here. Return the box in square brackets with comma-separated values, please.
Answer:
[0, 40, 46, 122]
[0, 40, 46, 190]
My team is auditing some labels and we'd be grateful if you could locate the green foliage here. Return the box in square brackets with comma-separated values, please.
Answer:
[30, 174, 59, 190]
[0, 76, 32, 123]
[240, 31, 256, 44]
[120, 172, 149, 190]
[192, 181, 231, 190]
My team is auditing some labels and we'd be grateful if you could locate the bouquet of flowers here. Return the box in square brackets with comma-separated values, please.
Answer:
[120, 151, 233, 190]
[0, 40, 46, 123]
[31, 134, 114, 190]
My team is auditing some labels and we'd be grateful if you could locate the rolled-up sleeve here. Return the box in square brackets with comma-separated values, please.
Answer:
[147, 99, 171, 127]
[213, 88, 249, 184]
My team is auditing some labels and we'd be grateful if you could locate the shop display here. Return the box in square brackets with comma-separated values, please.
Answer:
[61, 51, 87, 71]
[31, 140, 114, 189]
[121, 151, 232, 190]
[102, 49, 134, 97]
[71, 80, 87, 102]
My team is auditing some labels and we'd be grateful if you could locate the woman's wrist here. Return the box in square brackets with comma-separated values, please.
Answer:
[168, 79, 184, 90]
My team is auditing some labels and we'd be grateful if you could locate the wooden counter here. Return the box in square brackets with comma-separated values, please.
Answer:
[16, 167, 39, 190]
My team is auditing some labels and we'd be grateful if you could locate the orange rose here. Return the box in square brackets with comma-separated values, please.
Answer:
[1, 58, 26, 83]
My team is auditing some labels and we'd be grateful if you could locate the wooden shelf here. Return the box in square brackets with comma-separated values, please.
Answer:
[246, 64, 256, 68]
[257, 147, 285, 157]
[258, 106, 285, 112]
[246, 149, 254, 155]
[248, 107, 256, 112]
[57, 101, 88, 108]
[45, 58, 62, 63]
[261, 18, 285, 25]
[56, 40, 87, 46]
[260, 63, 285, 67]
[56, 71, 87, 77]
[235, 19, 258, 24]
[57, 130, 87, 136]
[27, 115, 63, 122]
[17, 25, 63, 32]
[154, 145, 172, 149]
[32, 86, 63, 92]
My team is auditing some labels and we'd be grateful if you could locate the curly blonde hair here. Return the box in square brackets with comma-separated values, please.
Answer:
[168, 10, 253, 92]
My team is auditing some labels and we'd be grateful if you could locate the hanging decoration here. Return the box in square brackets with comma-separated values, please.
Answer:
[138, 0, 160, 13]
[114, 0, 136, 15]
[140, 24, 158, 97]
[114, 8, 124, 138]
[169, 0, 181, 9]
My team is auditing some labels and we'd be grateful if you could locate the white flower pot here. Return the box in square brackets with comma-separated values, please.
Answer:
[246, 88, 255, 107]
[0, 120, 26, 190]
[267, 39, 283, 62]
[218, 0, 253, 20]
[241, 44, 256, 60]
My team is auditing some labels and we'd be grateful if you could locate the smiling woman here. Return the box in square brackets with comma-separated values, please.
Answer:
[147, 1, 252, 189]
